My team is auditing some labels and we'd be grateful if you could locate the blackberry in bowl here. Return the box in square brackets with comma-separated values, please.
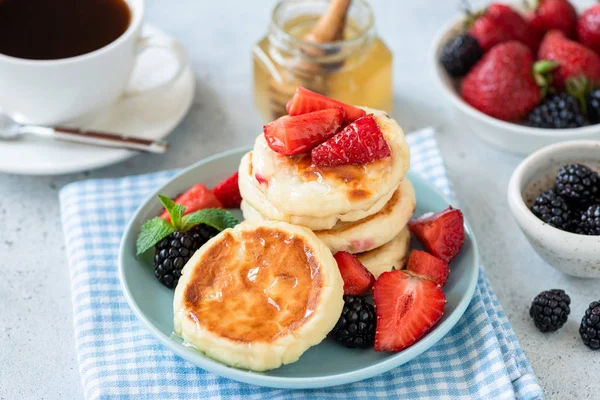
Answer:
[508, 140, 600, 278]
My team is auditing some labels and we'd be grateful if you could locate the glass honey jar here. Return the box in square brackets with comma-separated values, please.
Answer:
[252, 0, 393, 121]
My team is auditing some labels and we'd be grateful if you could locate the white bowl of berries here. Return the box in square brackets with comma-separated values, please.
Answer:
[432, 1, 600, 155]
[508, 140, 600, 278]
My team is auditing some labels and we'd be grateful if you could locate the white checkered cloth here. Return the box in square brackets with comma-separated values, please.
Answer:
[59, 128, 544, 400]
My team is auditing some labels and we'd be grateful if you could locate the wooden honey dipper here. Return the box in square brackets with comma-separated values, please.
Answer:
[267, 0, 352, 119]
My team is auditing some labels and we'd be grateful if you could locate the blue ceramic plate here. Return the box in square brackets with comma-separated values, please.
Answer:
[118, 148, 479, 389]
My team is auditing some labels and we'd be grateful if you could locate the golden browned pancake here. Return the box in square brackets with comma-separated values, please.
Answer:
[249, 108, 410, 218]
[242, 178, 416, 254]
[173, 221, 344, 371]
[238, 151, 397, 230]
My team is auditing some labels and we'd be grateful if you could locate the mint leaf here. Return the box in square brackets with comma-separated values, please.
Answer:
[181, 208, 239, 232]
[136, 217, 176, 256]
[158, 194, 185, 230]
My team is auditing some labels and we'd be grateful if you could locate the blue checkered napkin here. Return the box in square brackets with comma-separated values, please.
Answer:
[59, 128, 543, 400]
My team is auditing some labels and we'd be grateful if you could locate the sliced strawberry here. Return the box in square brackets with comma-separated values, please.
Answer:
[408, 207, 465, 263]
[373, 270, 446, 352]
[160, 184, 223, 220]
[406, 250, 450, 286]
[334, 251, 375, 296]
[263, 108, 344, 156]
[286, 86, 366, 124]
[311, 114, 390, 168]
[212, 172, 242, 209]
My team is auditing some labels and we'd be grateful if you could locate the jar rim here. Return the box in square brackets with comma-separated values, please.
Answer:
[270, 0, 375, 51]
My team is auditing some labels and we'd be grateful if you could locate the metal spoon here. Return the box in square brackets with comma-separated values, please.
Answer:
[0, 114, 168, 153]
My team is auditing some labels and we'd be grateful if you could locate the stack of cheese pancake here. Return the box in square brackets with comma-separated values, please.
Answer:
[173, 104, 415, 372]
[239, 108, 414, 278]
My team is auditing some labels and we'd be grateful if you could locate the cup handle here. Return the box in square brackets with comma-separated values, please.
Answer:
[123, 32, 188, 97]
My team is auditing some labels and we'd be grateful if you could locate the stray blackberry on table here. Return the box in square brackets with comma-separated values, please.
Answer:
[529, 289, 571, 332]
[580, 301, 600, 350]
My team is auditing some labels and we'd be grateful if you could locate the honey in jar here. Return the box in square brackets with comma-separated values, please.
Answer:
[252, 0, 393, 121]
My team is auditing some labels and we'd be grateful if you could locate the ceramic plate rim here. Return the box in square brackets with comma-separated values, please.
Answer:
[118, 148, 480, 389]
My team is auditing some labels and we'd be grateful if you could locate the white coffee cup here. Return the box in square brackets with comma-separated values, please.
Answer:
[0, 0, 187, 125]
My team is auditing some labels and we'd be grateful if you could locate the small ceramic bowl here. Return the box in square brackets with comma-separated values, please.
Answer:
[431, 12, 600, 155]
[508, 140, 600, 278]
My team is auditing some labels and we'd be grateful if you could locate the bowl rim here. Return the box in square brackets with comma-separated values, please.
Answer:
[430, 14, 600, 138]
[117, 147, 481, 389]
[507, 139, 600, 243]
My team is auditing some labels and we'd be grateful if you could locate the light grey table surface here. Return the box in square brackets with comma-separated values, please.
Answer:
[1, 0, 598, 399]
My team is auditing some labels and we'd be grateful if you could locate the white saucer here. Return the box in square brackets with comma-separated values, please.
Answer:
[0, 25, 195, 176]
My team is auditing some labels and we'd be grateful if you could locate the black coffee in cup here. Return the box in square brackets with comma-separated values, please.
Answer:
[0, 0, 131, 60]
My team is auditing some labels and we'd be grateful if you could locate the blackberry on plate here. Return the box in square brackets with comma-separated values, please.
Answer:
[527, 93, 585, 129]
[154, 225, 219, 288]
[439, 34, 483, 77]
[555, 164, 599, 204]
[580, 301, 600, 350]
[586, 89, 600, 124]
[135, 193, 239, 289]
[530, 189, 571, 231]
[580, 204, 600, 235]
[331, 295, 376, 349]
[529, 289, 571, 332]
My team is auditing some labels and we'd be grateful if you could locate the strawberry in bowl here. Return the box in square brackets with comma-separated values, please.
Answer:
[433, 1, 600, 155]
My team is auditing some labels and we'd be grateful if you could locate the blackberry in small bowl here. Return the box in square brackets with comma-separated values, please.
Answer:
[555, 164, 599, 205]
[508, 141, 600, 278]
[580, 204, 600, 235]
[530, 189, 571, 231]
[331, 295, 376, 349]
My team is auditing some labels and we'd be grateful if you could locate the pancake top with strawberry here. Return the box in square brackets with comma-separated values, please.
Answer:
[251, 108, 410, 218]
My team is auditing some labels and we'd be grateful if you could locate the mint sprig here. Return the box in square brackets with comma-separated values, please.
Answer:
[136, 217, 176, 256]
[157, 194, 185, 228]
[181, 208, 239, 232]
[135, 194, 239, 256]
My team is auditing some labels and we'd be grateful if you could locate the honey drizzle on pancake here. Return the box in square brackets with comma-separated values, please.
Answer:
[182, 227, 323, 343]
[257, 151, 392, 203]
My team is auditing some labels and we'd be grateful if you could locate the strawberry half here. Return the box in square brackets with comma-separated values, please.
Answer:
[373, 270, 446, 352]
[408, 207, 465, 263]
[159, 184, 223, 220]
[334, 251, 375, 295]
[263, 108, 344, 156]
[286, 86, 366, 124]
[212, 172, 242, 209]
[311, 114, 390, 168]
[406, 250, 450, 286]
